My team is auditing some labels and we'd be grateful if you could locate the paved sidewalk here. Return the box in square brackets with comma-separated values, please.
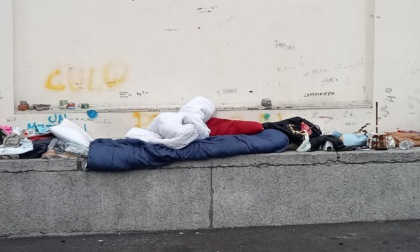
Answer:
[1, 220, 420, 252]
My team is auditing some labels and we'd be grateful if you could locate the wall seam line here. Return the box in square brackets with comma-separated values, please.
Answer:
[209, 168, 214, 228]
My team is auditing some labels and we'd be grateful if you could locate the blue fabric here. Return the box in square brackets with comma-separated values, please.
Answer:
[86, 129, 289, 171]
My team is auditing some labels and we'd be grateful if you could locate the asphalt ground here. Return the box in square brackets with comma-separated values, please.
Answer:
[1, 220, 420, 252]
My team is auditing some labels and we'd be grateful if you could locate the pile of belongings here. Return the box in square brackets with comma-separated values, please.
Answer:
[3, 96, 419, 170]
[0, 119, 95, 160]
[0, 126, 33, 158]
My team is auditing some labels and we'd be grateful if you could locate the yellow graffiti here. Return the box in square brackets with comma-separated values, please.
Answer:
[68, 67, 84, 91]
[104, 63, 127, 88]
[87, 68, 100, 91]
[133, 112, 158, 128]
[45, 69, 66, 91]
[44, 62, 128, 92]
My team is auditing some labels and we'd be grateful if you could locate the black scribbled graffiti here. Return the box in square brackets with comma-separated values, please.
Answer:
[304, 92, 335, 98]
[385, 88, 392, 93]
[322, 77, 338, 83]
[408, 95, 420, 104]
[136, 91, 149, 96]
[119, 91, 132, 98]
[343, 111, 353, 118]
[303, 68, 328, 77]
[385, 96, 396, 102]
[223, 88, 237, 94]
[274, 40, 295, 50]
[321, 77, 338, 86]
[277, 66, 295, 72]
[197, 6, 218, 14]
[6, 117, 16, 122]
[409, 69, 420, 76]
[381, 105, 390, 118]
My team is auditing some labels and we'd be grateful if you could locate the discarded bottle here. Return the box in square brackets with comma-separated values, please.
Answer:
[399, 140, 415, 150]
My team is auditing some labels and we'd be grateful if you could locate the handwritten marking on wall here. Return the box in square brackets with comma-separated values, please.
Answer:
[408, 95, 420, 104]
[197, 6, 218, 14]
[6, 117, 16, 122]
[303, 92, 335, 98]
[408, 69, 420, 76]
[119, 91, 132, 98]
[277, 66, 296, 73]
[217, 88, 238, 96]
[133, 112, 158, 128]
[343, 111, 353, 118]
[344, 122, 356, 126]
[408, 94, 419, 115]
[45, 62, 128, 92]
[385, 96, 396, 102]
[318, 116, 334, 120]
[408, 102, 416, 115]
[321, 77, 338, 86]
[137, 91, 149, 96]
[69, 117, 110, 124]
[312, 112, 319, 118]
[385, 88, 392, 93]
[303, 68, 329, 77]
[0, 91, 3, 100]
[223, 88, 237, 94]
[381, 105, 390, 118]
[332, 60, 364, 71]
[274, 40, 295, 51]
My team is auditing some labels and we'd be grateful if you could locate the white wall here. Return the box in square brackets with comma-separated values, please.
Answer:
[1, 0, 419, 139]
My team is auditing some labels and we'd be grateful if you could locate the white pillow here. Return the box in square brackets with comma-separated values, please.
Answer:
[59, 118, 95, 141]
[50, 120, 93, 148]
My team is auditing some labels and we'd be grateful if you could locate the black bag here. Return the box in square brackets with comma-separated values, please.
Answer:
[262, 116, 322, 145]
[0, 129, 7, 145]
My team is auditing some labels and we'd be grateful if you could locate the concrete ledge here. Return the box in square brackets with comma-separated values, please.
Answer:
[1, 148, 420, 237]
[0, 158, 82, 172]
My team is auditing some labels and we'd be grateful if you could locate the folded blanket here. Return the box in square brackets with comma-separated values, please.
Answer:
[87, 129, 289, 171]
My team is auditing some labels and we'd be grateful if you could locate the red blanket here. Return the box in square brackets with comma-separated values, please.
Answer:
[206, 118, 264, 136]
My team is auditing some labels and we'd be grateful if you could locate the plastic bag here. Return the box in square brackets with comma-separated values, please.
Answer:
[297, 131, 311, 152]
[399, 140, 415, 150]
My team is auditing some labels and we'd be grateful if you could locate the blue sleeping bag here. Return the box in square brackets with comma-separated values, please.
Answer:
[86, 129, 289, 171]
